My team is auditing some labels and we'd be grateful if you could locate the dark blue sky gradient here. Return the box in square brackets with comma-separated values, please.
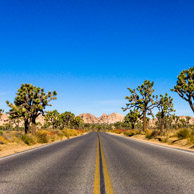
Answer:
[0, 0, 193, 116]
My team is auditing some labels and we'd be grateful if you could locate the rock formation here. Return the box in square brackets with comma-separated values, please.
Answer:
[78, 113, 124, 124]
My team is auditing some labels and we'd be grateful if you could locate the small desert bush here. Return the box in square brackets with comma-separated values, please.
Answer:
[124, 130, 136, 137]
[177, 128, 190, 139]
[36, 130, 49, 143]
[56, 131, 64, 140]
[135, 130, 141, 135]
[112, 129, 126, 134]
[189, 130, 194, 144]
[20, 134, 35, 145]
[159, 137, 169, 143]
[62, 129, 78, 139]
[145, 130, 159, 139]
[0, 136, 8, 144]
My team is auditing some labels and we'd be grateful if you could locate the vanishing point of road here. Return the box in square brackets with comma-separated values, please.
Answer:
[0, 132, 194, 194]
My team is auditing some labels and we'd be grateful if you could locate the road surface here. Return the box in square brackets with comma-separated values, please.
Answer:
[0, 132, 193, 194]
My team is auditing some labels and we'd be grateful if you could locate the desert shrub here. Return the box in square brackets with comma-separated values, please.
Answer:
[177, 128, 190, 139]
[20, 134, 35, 145]
[0, 126, 5, 130]
[124, 130, 136, 137]
[0, 130, 3, 135]
[0, 136, 8, 144]
[189, 130, 194, 144]
[62, 129, 78, 138]
[36, 130, 49, 143]
[159, 137, 169, 143]
[114, 130, 122, 134]
[145, 130, 159, 139]
[140, 131, 145, 135]
[135, 130, 141, 134]
[77, 129, 85, 134]
[56, 131, 64, 140]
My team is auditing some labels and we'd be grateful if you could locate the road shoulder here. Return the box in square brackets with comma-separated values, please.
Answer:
[107, 132, 194, 153]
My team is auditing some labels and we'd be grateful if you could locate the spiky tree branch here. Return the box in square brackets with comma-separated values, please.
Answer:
[171, 67, 194, 112]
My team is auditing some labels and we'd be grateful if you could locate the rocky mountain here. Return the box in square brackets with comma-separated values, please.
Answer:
[78, 113, 124, 124]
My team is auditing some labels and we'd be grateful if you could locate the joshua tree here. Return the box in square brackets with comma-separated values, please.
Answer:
[172, 114, 180, 124]
[123, 80, 157, 131]
[7, 83, 57, 134]
[124, 109, 140, 129]
[186, 116, 191, 125]
[179, 118, 186, 127]
[44, 110, 60, 129]
[114, 122, 122, 129]
[171, 67, 194, 112]
[59, 111, 75, 129]
[156, 93, 175, 132]
[71, 116, 83, 129]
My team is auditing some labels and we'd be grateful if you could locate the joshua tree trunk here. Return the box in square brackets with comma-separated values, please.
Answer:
[143, 110, 146, 131]
[31, 117, 36, 135]
[132, 123, 135, 129]
[160, 112, 164, 134]
[24, 119, 29, 134]
[160, 119, 164, 134]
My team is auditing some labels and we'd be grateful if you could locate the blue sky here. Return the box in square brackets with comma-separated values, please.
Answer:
[0, 0, 193, 117]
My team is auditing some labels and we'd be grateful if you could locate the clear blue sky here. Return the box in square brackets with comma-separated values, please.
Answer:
[0, 0, 193, 117]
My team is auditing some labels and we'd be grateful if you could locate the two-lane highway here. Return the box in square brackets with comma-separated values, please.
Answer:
[0, 132, 193, 194]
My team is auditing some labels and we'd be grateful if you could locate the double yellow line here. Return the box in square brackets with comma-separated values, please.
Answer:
[94, 135, 114, 194]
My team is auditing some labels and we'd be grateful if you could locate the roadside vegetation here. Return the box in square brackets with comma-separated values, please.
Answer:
[0, 67, 193, 154]
[112, 67, 194, 149]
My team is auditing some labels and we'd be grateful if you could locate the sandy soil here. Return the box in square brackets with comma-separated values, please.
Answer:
[107, 132, 194, 152]
[0, 133, 88, 158]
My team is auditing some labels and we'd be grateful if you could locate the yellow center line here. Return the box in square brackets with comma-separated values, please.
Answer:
[94, 134, 114, 194]
[99, 138, 114, 194]
[94, 136, 100, 194]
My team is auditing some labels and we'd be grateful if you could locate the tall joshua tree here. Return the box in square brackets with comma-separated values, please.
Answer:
[7, 83, 57, 134]
[123, 80, 157, 131]
[156, 93, 175, 133]
[171, 67, 194, 113]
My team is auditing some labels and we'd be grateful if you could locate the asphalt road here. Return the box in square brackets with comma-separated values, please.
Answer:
[0, 132, 194, 194]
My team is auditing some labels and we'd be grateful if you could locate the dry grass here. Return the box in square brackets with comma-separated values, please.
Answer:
[0, 128, 87, 158]
[109, 128, 194, 150]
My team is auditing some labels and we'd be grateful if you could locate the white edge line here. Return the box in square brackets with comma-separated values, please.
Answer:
[0, 132, 90, 161]
[107, 133, 194, 155]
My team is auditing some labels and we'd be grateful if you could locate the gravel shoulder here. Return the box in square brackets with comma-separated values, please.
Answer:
[107, 132, 194, 152]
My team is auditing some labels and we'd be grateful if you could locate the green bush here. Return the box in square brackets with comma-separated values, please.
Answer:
[21, 134, 35, 145]
[124, 130, 136, 137]
[177, 128, 190, 139]
[36, 131, 49, 143]
[0, 130, 3, 135]
[146, 130, 159, 139]
[189, 130, 194, 144]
